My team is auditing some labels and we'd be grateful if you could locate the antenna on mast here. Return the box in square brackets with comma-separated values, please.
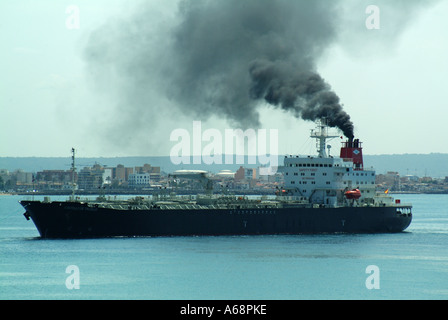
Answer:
[70, 148, 77, 201]
[310, 118, 338, 158]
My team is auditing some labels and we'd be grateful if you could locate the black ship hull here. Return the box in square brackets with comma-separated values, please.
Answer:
[21, 200, 412, 239]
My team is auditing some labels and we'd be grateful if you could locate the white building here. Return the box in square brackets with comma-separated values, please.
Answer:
[102, 168, 113, 186]
[128, 173, 151, 188]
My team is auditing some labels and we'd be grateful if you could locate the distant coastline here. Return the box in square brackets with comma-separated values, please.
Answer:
[1, 153, 448, 177]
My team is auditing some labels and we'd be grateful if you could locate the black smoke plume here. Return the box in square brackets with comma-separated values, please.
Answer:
[248, 59, 354, 138]
[168, 0, 354, 137]
[84, 0, 434, 142]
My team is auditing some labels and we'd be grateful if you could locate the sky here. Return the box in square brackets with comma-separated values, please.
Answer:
[1, 0, 447, 158]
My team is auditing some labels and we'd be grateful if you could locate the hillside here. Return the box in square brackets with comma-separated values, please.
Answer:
[364, 153, 448, 178]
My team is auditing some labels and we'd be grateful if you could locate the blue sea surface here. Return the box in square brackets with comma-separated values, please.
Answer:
[1, 194, 447, 300]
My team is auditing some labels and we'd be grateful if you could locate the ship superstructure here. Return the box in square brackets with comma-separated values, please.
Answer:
[281, 120, 376, 206]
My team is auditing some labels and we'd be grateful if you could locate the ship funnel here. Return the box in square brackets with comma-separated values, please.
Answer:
[340, 138, 364, 170]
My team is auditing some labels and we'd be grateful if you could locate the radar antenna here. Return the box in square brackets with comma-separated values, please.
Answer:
[310, 118, 338, 158]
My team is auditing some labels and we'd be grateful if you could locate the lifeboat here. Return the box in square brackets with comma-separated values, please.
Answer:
[345, 189, 361, 200]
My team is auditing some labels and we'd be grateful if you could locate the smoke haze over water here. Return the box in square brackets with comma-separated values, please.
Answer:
[84, 0, 436, 145]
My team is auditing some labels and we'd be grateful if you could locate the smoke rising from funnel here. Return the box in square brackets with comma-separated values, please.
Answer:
[84, 0, 436, 143]
[168, 0, 355, 136]
[248, 59, 354, 138]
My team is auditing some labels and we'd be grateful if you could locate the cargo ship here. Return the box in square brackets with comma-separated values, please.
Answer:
[20, 121, 412, 238]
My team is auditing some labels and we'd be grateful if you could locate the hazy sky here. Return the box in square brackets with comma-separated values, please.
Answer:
[1, 0, 447, 158]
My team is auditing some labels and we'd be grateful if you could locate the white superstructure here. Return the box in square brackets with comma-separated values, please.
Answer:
[280, 121, 376, 206]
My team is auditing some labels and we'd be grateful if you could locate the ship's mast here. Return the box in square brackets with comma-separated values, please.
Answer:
[70, 148, 76, 200]
[310, 119, 338, 158]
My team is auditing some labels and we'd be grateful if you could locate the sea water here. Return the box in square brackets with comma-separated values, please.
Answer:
[0, 194, 447, 300]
